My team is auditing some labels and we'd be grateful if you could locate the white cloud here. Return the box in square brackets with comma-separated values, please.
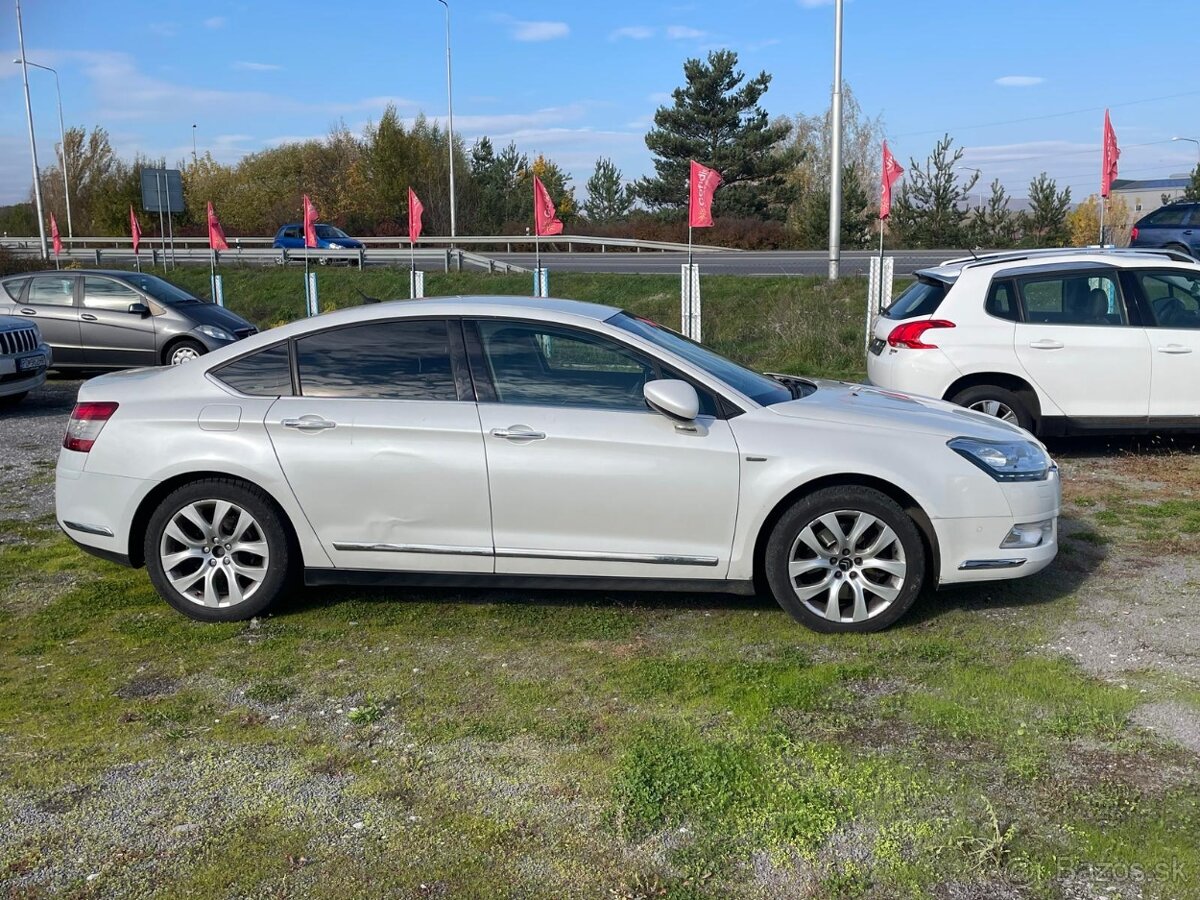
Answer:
[494, 16, 569, 42]
[232, 61, 282, 72]
[797, 0, 834, 7]
[994, 75, 1046, 87]
[203, 16, 226, 29]
[666, 25, 706, 39]
[610, 25, 655, 40]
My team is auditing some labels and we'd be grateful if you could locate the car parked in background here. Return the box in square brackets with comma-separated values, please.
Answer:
[0, 315, 51, 406]
[57, 296, 1059, 634]
[0, 270, 257, 370]
[1129, 201, 1200, 258]
[272, 223, 364, 263]
[867, 247, 1200, 436]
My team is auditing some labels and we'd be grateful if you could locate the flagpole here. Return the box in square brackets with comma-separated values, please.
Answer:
[878, 220, 885, 310]
[1099, 196, 1106, 246]
[210, 249, 215, 301]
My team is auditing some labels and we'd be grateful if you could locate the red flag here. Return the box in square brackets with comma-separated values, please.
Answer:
[206, 201, 229, 252]
[408, 187, 424, 245]
[130, 205, 142, 255]
[302, 194, 319, 248]
[880, 141, 904, 220]
[50, 214, 61, 257]
[1101, 109, 1120, 199]
[688, 160, 722, 228]
[533, 176, 563, 236]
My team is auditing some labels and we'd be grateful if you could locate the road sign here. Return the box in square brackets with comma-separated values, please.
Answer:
[140, 169, 184, 214]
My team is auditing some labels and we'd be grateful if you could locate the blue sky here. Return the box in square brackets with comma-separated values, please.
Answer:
[3, 0, 1199, 210]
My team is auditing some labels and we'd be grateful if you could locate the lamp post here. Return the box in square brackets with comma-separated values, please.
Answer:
[827, 0, 843, 280]
[14, 0, 47, 258]
[1173, 136, 1200, 165]
[192, 124, 198, 164]
[13, 57, 72, 240]
[957, 166, 983, 212]
[435, 0, 457, 239]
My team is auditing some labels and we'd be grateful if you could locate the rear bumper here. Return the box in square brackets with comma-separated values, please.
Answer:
[56, 458, 149, 565]
[866, 344, 959, 400]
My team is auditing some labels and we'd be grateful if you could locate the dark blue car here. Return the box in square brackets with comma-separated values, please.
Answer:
[1129, 202, 1200, 258]
[272, 223, 365, 263]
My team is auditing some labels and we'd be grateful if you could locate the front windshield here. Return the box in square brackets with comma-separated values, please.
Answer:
[609, 312, 792, 407]
[315, 225, 349, 239]
[120, 273, 202, 304]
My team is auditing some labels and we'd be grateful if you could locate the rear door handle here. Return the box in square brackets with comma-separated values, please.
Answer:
[490, 426, 546, 442]
[80, 313, 98, 322]
[281, 416, 337, 432]
[19, 308, 35, 315]
[1157, 344, 1193, 355]
[1028, 339, 1064, 350]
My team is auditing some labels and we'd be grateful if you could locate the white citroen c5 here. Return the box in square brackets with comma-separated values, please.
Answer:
[56, 296, 1060, 633]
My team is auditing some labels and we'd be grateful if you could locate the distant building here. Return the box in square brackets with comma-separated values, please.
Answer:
[1110, 176, 1192, 215]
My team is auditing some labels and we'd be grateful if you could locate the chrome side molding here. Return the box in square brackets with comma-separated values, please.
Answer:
[333, 542, 492, 557]
[62, 520, 115, 537]
[332, 542, 719, 567]
[958, 558, 1027, 570]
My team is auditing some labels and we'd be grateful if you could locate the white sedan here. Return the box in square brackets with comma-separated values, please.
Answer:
[55, 296, 1060, 633]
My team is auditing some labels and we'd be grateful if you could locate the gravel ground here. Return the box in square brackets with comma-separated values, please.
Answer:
[0, 376, 83, 523]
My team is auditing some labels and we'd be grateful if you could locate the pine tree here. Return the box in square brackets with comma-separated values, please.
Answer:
[970, 179, 1019, 249]
[887, 134, 977, 248]
[635, 49, 794, 219]
[1184, 163, 1200, 202]
[1022, 172, 1071, 246]
[582, 158, 634, 224]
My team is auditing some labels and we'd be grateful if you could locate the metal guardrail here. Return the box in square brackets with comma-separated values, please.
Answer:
[1, 233, 730, 255]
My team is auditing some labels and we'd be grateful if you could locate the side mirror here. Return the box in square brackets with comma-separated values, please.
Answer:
[643, 379, 699, 422]
[128, 302, 150, 317]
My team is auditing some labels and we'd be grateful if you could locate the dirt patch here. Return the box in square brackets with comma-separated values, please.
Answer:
[114, 674, 180, 700]
[1132, 701, 1200, 755]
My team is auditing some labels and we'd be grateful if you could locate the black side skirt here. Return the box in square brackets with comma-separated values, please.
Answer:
[304, 568, 758, 596]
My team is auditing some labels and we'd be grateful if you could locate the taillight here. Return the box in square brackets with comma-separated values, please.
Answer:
[886, 320, 956, 350]
[64, 402, 119, 452]
[1130, 226, 1139, 241]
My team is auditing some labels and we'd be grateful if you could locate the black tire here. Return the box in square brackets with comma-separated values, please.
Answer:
[950, 384, 1034, 433]
[764, 486, 927, 633]
[0, 391, 28, 407]
[164, 338, 206, 367]
[144, 478, 294, 622]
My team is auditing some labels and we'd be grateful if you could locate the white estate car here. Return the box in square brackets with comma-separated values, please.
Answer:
[0, 315, 51, 406]
[56, 296, 1060, 633]
[868, 247, 1200, 436]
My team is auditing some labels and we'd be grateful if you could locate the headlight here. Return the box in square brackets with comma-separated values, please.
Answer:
[196, 325, 234, 342]
[948, 436, 1050, 482]
[326, 242, 343, 249]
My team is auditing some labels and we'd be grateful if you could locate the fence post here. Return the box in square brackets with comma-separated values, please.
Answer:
[680, 264, 701, 341]
[94, 249, 102, 266]
[357, 248, 365, 269]
[307, 272, 319, 316]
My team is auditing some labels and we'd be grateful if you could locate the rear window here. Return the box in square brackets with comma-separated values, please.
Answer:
[882, 279, 947, 320]
[1144, 206, 1190, 227]
[2, 277, 28, 302]
[213, 343, 293, 396]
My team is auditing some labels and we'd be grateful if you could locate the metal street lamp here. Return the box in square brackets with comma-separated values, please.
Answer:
[958, 166, 983, 212]
[13, 0, 47, 258]
[1173, 136, 1200, 165]
[192, 124, 198, 164]
[435, 0, 457, 239]
[827, 0, 843, 280]
[13, 56, 72, 240]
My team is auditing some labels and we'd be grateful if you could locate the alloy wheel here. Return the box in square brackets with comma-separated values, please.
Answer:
[967, 399, 1018, 423]
[159, 499, 270, 608]
[786, 510, 907, 624]
[170, 345, 201, 365]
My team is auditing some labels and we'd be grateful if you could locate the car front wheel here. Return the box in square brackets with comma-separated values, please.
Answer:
[144, 479, 293, 622]
[166, 339, 206, 366]
[764, 486, 927, 633]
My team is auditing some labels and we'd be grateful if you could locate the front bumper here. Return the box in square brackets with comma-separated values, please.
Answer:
[933, 466, 1061, 586]
[0, 342, 52, 396]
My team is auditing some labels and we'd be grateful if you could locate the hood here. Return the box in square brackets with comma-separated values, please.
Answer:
[767, 378, 1035, 442]
[172, 302, 255, 332]
[0, 315, 33, 332]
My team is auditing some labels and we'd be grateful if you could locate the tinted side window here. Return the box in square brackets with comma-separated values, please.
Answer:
[477, 321, 655, 411]
[297, 320, 457, 400]
[1146, 207, 1189, 226]
[881, 279, 946, 319]
[213, 343, 294, 396]
[1136, 270, 1200, 329]
[1019, 273, 1127, 326]
[28, 276, 75, 306]
[985, 280, 1020, 321]
[2, 277, 28, 302]
[83, 277, 141, 311]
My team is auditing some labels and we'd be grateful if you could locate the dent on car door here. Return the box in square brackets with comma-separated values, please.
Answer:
[1012, 270, 1150, 420]
[79, 276, 158, 367]
[262, 318, 493, 573]
[466, 318, 742, 579]
[21, 274, 83, 365]
[1126, 268, 1200, 419]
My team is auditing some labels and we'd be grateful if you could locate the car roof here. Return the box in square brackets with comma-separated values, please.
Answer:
[919, 247, 1198, 282]
[2, 269, 162, 279]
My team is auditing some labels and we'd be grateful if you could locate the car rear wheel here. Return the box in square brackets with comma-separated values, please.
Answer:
[144, 479, 293, 622]
[950, 384, 1034, 433]
[764, 486, 926, 633]
[166, 339, 205, 366]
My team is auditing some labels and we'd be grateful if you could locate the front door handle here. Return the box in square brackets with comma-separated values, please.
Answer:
[1028, 339, 1064, 350]
[281, 415, 337, 432]
[490, 426, 546, 442]
[19, 308, 35, 315]
[80, 313, 98, 322]
[1157, 344, 1193, 355]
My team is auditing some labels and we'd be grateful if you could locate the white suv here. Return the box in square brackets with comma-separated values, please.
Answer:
[867, 248, 1200, 436]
